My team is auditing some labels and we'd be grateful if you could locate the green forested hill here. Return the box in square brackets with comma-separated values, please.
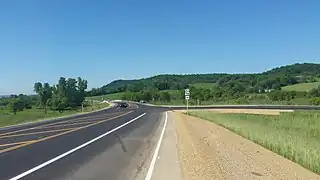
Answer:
[86, 63, 320, 97]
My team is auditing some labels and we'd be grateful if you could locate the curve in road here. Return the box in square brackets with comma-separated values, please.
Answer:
[1, 102, 319, 180]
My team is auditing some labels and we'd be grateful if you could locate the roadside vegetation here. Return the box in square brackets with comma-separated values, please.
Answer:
[282, 81, 320, 91]
[0, 102, 108, 127]
[187, 110, 320, 174]
[190, 83, 217, 89]
[0, 77, 109, 127]
[85, 63, 320, 105]
[86, 92, 126, 101]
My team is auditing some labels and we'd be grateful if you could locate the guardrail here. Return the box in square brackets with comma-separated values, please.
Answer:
[138, 103, 320, 110]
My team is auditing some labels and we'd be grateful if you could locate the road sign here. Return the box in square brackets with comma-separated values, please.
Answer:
[185, 88, 190, 114]
[185, 89, 190, 96]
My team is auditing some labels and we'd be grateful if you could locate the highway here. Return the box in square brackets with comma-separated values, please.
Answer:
[0, 103, 166, 180]
[1, 102, 320, 180]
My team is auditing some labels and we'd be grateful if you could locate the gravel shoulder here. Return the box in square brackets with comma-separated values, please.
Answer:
[172, 111, 320, 180]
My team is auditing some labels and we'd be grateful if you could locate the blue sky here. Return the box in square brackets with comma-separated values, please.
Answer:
[0, 0, 319, 94]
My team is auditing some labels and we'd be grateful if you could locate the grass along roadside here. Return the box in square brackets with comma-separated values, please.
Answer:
[0, 102, 110, 128]
[282, 81, 320, 91]
[187, 110, 320, 174]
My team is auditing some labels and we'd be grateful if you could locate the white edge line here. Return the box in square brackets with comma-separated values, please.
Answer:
[9, 113, 147, 180]
[145, 111, 168, 180]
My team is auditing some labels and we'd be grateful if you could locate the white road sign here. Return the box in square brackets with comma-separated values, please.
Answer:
[185, 95, 190, 100]
[185, 89, 190, 96]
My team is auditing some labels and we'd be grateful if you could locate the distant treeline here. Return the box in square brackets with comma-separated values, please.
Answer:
[86, 63, 320, 97]
[1, 77, 88, 114]
[85, 63, 320, 105]
[119, 85, 320, 105]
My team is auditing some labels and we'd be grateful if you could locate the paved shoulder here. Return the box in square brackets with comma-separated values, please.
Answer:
[149, 111, 184, 180]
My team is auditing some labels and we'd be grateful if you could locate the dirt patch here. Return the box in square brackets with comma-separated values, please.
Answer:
[175, 109, 294, 115]
[172, 111, 320, 180]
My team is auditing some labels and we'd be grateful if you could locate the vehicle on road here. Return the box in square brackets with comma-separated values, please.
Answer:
[118, 102, 129, 108]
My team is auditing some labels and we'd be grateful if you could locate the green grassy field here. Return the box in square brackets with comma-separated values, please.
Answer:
[190, 83, 217, 89]
[0, 102, 109, 127]
[282, 81, 320, 91]
[86, 92, 126, 101]
[188, 110, 320, 174]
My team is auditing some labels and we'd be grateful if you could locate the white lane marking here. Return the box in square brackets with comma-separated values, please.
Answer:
[9, 113, 147, 180]
[145, 111, 168, 180]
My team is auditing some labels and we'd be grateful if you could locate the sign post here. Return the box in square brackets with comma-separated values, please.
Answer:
[185, 89, 190, 114]
[81, 102, 84, 113]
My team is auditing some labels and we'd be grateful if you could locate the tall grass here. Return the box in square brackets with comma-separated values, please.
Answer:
[188, 111, 320, 174]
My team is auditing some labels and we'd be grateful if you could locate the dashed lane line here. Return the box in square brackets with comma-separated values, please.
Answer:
[0, 140, 37, 147]
[0, 128, 76, 139]
[0, 111, 133, 154]
[34, 121, 95, 129]
[0, 111, 127, 137]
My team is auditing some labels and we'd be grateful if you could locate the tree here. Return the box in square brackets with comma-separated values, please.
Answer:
[34, 82, 52, 114]
[48, 77, 88, 111]
[7, 98, 24, 114]
[141, 91, 153, 101]
[272, 83, 281, 90]
[66, 78, 78, 108]
[309, 86, 320, 98]
[310, 97, 320, 105]
[159, 92, 171, 102]
[77, 77, 88, 105]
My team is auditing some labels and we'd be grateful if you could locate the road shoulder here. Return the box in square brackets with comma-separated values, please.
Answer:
[150, 111, 184, 180]
[172, 111, 320, 180]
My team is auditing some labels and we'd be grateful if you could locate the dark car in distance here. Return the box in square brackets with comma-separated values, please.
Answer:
[118, 102, 129, 108]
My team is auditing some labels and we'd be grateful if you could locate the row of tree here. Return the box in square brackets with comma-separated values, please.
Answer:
[34, 77, 88, 113]
[121, 91, 171, 102]
[1, 77, 88, 114]
[0, 94, 37, 114]
[118, 85, 320, 105]
[1, 77, 90, 115]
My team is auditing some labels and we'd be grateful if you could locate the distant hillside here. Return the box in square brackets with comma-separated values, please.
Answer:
[282, 80, 320, 92]
[86, 63, 320, 97]
[263, 63, 320, 76]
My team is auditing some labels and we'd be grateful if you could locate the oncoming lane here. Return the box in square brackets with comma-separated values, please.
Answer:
[0, 111, 132, 154]
[0, 102, 161, 180]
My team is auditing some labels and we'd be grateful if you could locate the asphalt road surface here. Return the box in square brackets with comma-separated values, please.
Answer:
[0, 103, 166, 180]
[1, 103, 319, 180]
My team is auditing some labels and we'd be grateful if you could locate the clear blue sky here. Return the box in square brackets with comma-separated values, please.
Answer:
[0, 0, 319, 94]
